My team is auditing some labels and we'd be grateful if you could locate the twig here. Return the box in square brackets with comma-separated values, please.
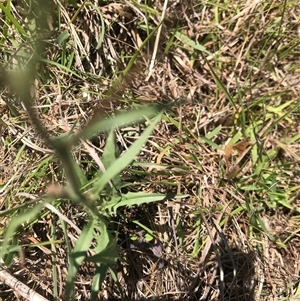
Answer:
[0, 265, 49, 301]
[146, 0, 168, 80]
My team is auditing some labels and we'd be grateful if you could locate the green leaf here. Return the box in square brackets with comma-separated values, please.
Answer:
[3, 236, 18, 266]
[175, 31, 212, 55]
[65, 218, 96, 300]
[90, 264, 109, 301]
[56, 30, 69, 46]
[72, 106, 161, 144]
[1, 200, 47, 262]
[199, 135, 222, 151]
[91, 111, 163, 196]
[87, 220, 119, 264]
[206, 125, 222, 140]
[106, 21, 162, 96]
[84, 3, 105, 50]
[204, 58, 237, 110]
[256, 215, 275, 241]
[102, 130, 118, 167]
[0, 3, 27, 37]
[229, 132, 243, 145]
[87, 238, 119, 264]
[94, 220, 110, 252]
[101, 129, 121, 188]
[106, 191, 188, 215]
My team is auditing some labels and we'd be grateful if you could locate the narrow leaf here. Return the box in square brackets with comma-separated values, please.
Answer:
[1, 201, 46, 262]
[71, 106, 161, 145]
[175, 31, 212, 55]
[90, 264, 109, 301]
[87, 238, 119, 264]
[107, 192, 188, 214]
[91, 111, 163, 196]
[65, 218, 96, 300]
[101, 130, 121, 188]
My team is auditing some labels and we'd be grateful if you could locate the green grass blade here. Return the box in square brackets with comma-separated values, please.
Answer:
[0, 200, 47, 263]
[0, 3, 27, 36]
[106, 21, 163, 96]
[203, 55, 237, 110]
[175, 31, 212, 55]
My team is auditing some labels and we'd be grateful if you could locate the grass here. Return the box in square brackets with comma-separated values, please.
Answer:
[0, 0, 300, 300]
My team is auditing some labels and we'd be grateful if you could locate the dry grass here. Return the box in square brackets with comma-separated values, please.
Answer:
[1, 0, 300, 300]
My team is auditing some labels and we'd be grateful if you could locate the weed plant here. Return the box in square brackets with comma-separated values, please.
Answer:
[0, 0, 300, 301]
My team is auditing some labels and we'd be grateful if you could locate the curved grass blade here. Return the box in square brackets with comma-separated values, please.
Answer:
[1, 200, 47, 263]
